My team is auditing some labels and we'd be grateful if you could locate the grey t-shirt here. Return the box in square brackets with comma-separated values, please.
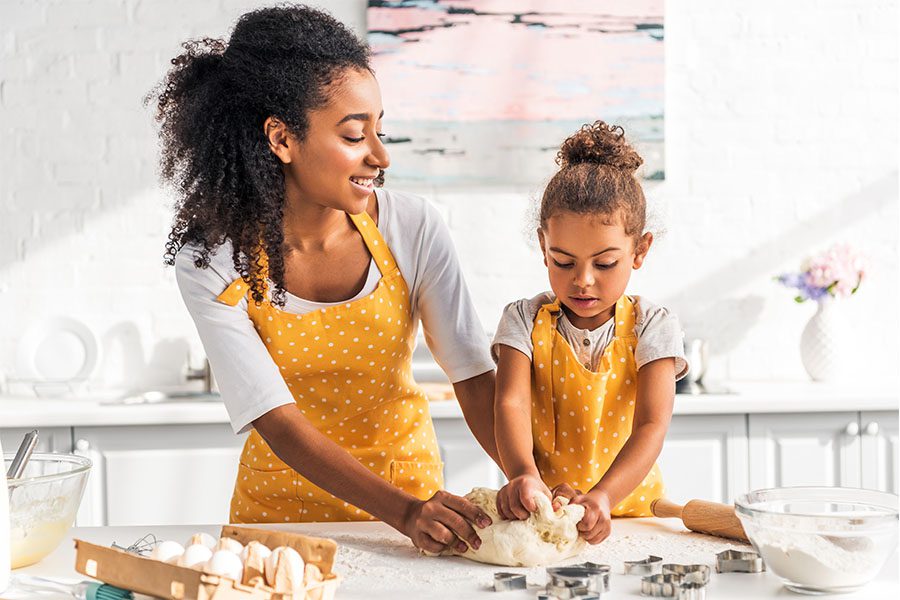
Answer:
[491, 292, 689, 379]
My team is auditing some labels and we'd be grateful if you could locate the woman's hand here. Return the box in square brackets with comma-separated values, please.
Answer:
[400, 490, 493, 554]
[497, 474, 551, 520]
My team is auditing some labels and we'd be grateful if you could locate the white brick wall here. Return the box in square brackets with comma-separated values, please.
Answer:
[0, 0, 896, 392]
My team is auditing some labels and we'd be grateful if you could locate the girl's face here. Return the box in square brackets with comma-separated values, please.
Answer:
[538, 210, 652, 330]
[269, 68, 390, 216]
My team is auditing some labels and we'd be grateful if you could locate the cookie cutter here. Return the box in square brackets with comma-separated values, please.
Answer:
[676, 580, 706, 600]
[640, 572, 708, 598]
[624, 555, 663, 576]
[716, 549, 766, 573]
[640, 574, 683, 597]
[545, 564, 611, 598]
[493, 572, 527, 591]
[661, 564, 710, 585]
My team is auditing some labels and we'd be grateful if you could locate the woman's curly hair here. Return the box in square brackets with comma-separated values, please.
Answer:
[148, 5, 371, 306]
[540, 121, 646, 244]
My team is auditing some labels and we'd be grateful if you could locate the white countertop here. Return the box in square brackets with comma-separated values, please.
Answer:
[0, 380, 896, 429]
[10, 519, 899, 599]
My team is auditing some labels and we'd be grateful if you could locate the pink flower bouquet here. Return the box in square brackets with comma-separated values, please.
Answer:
[777, 243, 867, 303]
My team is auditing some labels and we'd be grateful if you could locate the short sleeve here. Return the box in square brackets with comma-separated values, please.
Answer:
[410, 201, 495, 382]
[490, 299, 536, 362]
[633, 296, 690, 380]
[175, 244, 295, 434]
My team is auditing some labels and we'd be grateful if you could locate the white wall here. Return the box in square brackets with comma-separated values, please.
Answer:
[0, 0, 896, 392]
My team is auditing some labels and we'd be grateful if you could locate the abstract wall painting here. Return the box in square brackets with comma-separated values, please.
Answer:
[367, 1, 664, 189]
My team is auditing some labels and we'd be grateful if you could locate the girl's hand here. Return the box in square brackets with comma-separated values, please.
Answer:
[497, 474, 552, 520]
[400, 490, 493, 554]
[570, 490, 612, 545]
[550, 482, 584, 511]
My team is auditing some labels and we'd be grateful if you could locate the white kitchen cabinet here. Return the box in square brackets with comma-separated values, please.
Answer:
[860, 410, 899, 494]
[657, 414, 748, 504]
[72, 424, 247, 527]
[432, 417, 505, 495]
[748, 412, 862, 489]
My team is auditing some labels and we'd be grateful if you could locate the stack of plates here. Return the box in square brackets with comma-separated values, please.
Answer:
[12, 316, 99, 397]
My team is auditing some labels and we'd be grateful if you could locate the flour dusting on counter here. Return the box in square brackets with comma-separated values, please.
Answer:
[331, 528, 750, 593]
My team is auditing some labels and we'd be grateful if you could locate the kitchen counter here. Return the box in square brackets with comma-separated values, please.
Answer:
[0, 380, 896, 428]
[11, 519, 899, 599]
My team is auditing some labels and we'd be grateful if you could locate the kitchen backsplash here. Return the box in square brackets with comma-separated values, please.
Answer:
[0, 0, 896, 391]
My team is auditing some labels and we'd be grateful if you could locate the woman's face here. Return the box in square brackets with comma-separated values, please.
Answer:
[274, 68, 390, 215]
[539, 210, 652, 330]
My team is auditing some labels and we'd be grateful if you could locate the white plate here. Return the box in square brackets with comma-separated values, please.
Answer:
[15, 316, 99, 382]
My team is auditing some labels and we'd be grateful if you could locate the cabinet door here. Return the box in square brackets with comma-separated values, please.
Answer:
[72, 424, 247, 526]
[860, 411, 899, 494]
[749, 412, 861, 489]
[657, 414, 748, 504]
[433, 417, 505, 495]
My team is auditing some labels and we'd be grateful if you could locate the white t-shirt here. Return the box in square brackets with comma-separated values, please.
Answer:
[176, 188, 495, 434]
[491, 292, 689, 379]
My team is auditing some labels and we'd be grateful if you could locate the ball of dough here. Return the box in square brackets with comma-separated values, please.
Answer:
[444, 487, 586, 567]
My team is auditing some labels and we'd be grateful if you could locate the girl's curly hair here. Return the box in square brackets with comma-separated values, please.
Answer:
[540, 121, 646, 244]
[148, 5, 371, 306]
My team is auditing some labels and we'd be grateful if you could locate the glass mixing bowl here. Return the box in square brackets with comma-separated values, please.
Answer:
[735, 487, 898, 594]
[4, 452, 92, 569]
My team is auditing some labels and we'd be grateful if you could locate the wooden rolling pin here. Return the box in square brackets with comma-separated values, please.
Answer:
[650, 497, 749, 542]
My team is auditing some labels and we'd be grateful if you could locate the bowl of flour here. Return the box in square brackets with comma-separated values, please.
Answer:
[735, 487, 898, 594]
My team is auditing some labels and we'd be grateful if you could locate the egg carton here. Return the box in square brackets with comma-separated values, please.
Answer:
[74, 525, 340, 600]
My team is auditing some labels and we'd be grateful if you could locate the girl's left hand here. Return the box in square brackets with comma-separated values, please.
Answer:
[570, 490, 612, 545]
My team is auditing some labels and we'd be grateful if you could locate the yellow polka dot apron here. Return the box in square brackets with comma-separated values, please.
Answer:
[218, 211, 443, 523]
[531, 295, 664, 517]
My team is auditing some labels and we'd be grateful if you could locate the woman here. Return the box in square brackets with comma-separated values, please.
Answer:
[150, 5, 497, 554]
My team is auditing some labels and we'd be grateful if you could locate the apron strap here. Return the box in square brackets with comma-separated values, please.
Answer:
[531, 300, 562, 453]
[217, 278, 250, 306]
[349, 211, 399, 277]
[613, 295, 637, 339]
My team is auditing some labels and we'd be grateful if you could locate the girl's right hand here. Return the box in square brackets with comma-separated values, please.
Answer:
[497, 474, 552, 520]
[400, 490, 493, 554]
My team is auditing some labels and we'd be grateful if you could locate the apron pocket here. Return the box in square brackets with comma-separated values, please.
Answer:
[390, 460, 444, 499]
[234, 463, 300, 521]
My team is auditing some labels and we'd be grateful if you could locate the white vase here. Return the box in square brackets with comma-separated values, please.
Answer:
[799, 298, 849, 382]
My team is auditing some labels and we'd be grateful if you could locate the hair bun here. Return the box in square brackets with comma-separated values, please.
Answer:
[556, 120, 643, 172]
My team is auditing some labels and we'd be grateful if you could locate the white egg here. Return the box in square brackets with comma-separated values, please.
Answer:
[215, 537, 244, 555]
[185, 532, 217, 550]
[150, 540, 184, 564]
[178, 543, 213, 569]
[265, 546, 305, 595]
[240, 540, 272, 563]
[203, 550, 244, 581]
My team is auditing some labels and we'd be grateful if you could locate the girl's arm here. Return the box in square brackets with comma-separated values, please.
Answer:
[494, 344, 551, 519]
[591, 356, 675, 504]
[562, 357, 675, 543]
[452, 370, 501, 465]
[254, 405, 492, 553]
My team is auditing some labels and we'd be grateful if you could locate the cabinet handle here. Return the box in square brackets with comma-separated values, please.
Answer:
[864, 422, 880, 436]
[75, 439, 90, 452]
[844, 422, 860, 436]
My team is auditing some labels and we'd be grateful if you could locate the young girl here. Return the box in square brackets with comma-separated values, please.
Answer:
[493, 121, 688, 545]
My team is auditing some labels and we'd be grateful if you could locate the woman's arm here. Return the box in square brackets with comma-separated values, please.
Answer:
[452, 370, 500, 465]
[493, 345, 551, 519]
[254, 405, 492, 553]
